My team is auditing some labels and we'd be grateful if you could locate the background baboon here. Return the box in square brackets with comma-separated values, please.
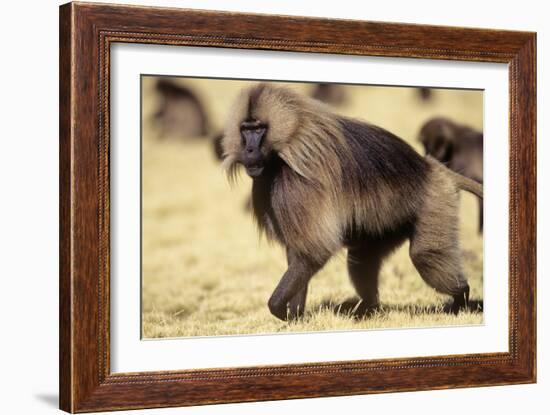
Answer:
[223, 84, 482, 321]
[311, 83, 348, 106]
[152, 78, 209, 139]
[417, 87, 433, 102]
[418, 117, 484, 232]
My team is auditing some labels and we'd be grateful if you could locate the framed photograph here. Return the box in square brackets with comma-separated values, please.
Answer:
[59, 2, 536, 412]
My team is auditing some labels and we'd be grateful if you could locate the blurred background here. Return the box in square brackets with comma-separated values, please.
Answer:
[141, 76, 483, 338]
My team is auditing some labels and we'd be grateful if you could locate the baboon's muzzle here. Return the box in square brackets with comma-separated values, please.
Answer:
[241, 127, 266, 177]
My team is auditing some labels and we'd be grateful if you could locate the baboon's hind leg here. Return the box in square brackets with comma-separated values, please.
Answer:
[347, 239, 403, 313]
[409, 196, 470, 314]
[347, 246, 382, 311]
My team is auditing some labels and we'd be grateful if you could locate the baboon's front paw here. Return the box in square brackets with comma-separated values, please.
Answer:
[286, 306, 305, 321]
[268, 297, 289, 321]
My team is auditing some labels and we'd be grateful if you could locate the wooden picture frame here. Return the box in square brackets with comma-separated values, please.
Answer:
[59, 2, 536, 412]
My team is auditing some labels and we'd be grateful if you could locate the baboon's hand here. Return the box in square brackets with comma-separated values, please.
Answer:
[268, 302, 305, 321]
[268, 296, 289, 321]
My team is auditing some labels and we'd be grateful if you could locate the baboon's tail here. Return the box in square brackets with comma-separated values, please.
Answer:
[446, 168, 483, 199]
[427, 156, 483, 199]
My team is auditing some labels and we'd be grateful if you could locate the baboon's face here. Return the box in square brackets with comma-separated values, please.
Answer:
[239, 118, 270, 178]
[222, 84, 302, 178]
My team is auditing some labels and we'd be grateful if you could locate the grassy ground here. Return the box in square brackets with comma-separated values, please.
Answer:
[141, 77, 484, 338]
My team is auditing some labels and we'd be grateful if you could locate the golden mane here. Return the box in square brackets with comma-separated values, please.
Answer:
[222, 83, 350, 191]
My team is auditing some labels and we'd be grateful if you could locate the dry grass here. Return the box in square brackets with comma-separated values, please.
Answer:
[141, 77, 484, 338]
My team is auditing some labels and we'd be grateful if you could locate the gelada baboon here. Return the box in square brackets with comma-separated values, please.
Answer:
[152, 78, 209, 139]
[311, 83, 347, 106]
[418, 117, 483, 232]
[222, 84, 483, 321]
[417, 87, 433, 102]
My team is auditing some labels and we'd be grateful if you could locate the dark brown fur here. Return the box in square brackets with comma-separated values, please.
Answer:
[418, 87, 433, 101]
[418, 117, 483, 232]
[152, 78, 209, 139]
[311, 83, 347, 106]
[211, 132, 224, 161]
[223, 84, 482, 321]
